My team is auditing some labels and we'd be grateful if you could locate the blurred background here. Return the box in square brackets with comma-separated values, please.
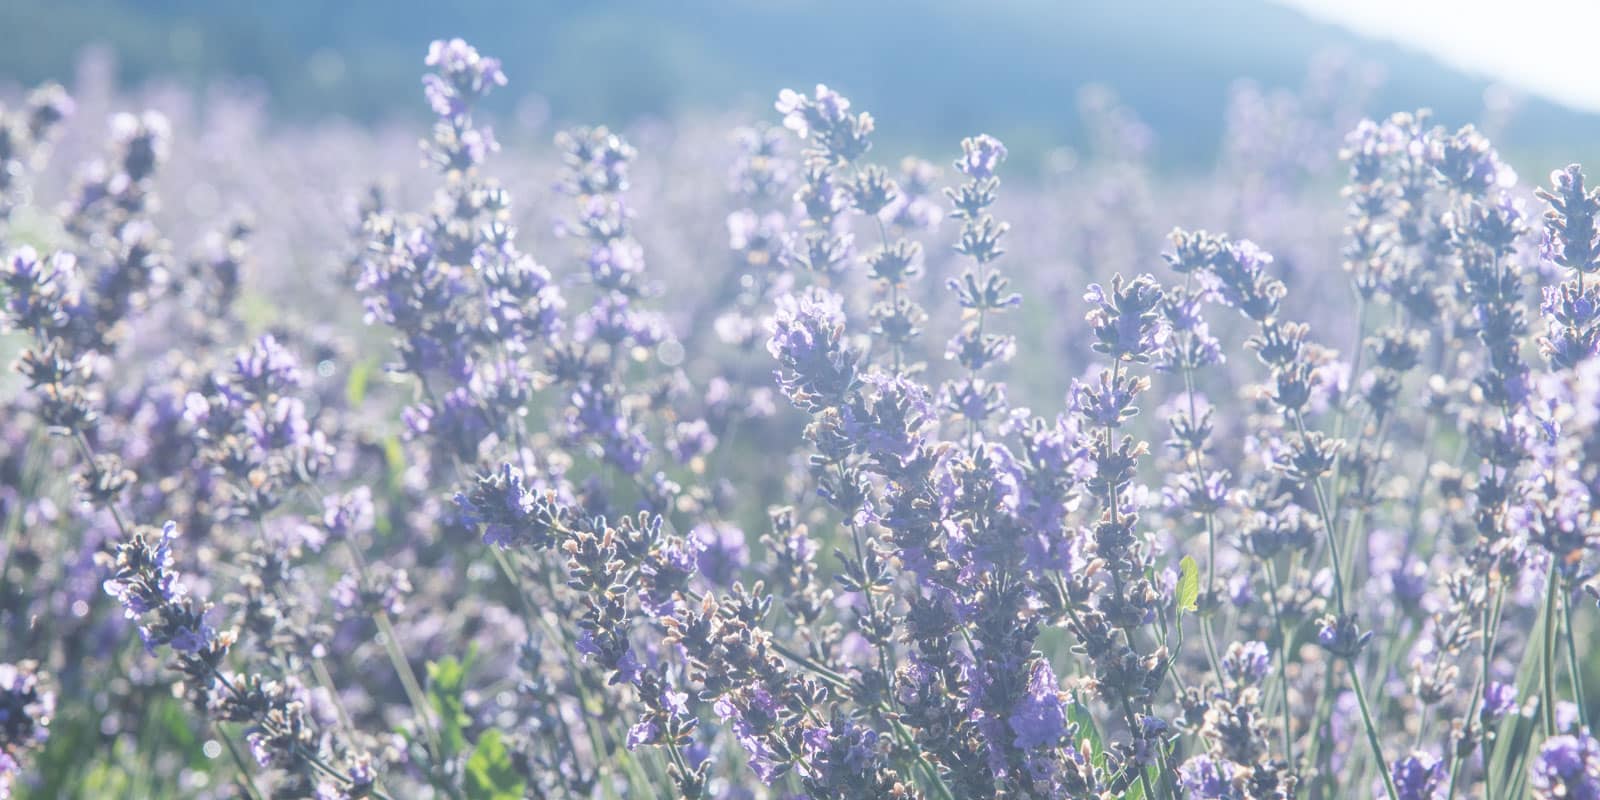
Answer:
[4, 0, 1599, 174]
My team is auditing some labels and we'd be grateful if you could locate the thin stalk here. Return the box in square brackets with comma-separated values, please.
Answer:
[1448, 581, 1505, 800]
[343, 540, 444, 762]
[1562, 581, 1589, 731]
[1541, 561, 1561, 736]
[1119, 698, 1159, 800]
[215, 724, 268, 800]
[1349, 664, 1400, 800]
[1291, 412, 1393, 799]
[1177, 346, 1225, 679]
[1262, 559, 1296, 767]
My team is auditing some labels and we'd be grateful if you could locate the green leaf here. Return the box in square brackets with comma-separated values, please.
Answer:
[464, 729, 526, 800]
[426, 650, 476, 758]
[380, 434, 407, 518]
[1176, 555, 1200, 614]
[1066, 694, 1105, 767]
[382, 435, 406, 483]
[1126, 775, 1145, 800]
[155, 696, 200, 766]
[345, 358, 375, 406]
[1122, 765, 1163, 800]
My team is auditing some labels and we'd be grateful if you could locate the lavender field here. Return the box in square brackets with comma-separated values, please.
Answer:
[2, 13, 1600, 800]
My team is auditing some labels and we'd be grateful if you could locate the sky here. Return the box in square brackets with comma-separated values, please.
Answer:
[1279, 0, 1600, 112]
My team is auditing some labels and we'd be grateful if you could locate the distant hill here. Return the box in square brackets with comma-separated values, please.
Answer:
[4, 0, 1599, 170]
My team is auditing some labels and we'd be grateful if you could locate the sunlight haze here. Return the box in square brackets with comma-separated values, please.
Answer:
[1280, 0, 1600, 111]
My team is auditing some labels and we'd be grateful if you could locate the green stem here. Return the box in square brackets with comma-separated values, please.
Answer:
[1349, 664, 1399, 800]
[1262, 559, 1296, 767]
[1291, 413, 1394, 795]
[1562, 579, 1589, 732]
[215, 724, 267, 800]
[343, 540, 445, 763]
[1542, 561, 1561, 736]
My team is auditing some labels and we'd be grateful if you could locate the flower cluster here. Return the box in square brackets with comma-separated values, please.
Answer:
[0, 662, 53, 800]
[4, 35, 1600, 800]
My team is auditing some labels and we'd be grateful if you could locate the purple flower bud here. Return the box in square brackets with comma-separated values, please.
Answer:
[1531, 733, 1600, 800]
[1391, 750, 1446, 800]
[1008, 659, 1068, 750]
[956, 134, 1007, 180]
[1222, 640, 1271, 685]
[1179, 755, 1238, 798]
[691, 522, 748, 586]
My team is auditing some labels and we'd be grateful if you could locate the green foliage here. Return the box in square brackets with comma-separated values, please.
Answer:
[425, 648, 477, 758]
[25, 693, 208, 799]
[1176, 554, 1200, 614]
[464, 729, 526, 800]
[425, 649, 525, 798]
[345, 357, 375, 407]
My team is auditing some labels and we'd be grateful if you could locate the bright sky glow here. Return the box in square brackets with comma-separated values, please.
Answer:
[1276, 0, 1600, 112]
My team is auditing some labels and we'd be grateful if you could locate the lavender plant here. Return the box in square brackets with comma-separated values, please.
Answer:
[1, 36, 1599, 800]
